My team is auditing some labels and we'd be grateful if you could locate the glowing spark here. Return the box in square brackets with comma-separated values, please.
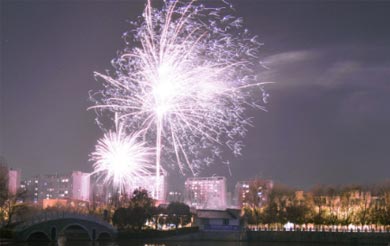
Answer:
[90, 128, 155, 192]
[90, 0, 269, 180]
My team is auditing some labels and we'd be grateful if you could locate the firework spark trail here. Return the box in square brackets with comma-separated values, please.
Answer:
[90, 126, 155, 193]
[90, 0, 269, 190]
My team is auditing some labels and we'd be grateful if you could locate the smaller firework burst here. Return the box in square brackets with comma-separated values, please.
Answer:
[90, 127, 155, 192]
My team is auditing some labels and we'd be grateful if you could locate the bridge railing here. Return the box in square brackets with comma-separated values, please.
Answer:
[14, 211, 115, 231]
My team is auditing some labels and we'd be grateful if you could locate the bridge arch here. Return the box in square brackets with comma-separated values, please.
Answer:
[26, 230, 50, 241]
[61, 223, 92, 241]
[15, 213, 117, 242]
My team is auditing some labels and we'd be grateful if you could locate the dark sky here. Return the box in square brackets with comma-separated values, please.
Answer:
[1, 0, 390, 191]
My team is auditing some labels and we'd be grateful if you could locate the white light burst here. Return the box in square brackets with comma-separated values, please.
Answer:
[90, 128, 155, 192]
[90, 0, 269, 181]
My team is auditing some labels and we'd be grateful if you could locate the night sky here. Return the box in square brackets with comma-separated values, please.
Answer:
[1, 0, 390, 191]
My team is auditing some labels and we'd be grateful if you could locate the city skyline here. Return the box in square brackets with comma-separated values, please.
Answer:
[1, 0, 390, 190]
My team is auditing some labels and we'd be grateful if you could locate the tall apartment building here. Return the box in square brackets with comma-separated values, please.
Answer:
[90, 174, 168, 204]
[72, 171, 91, 201]
[184, 176, 227, 210]
[8, 168, 21, 195]
[21, 171, 91, 203]
[234, 178, 273, 208]
[0, 164, 21, 195]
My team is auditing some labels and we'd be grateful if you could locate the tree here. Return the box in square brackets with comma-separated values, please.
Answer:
[323, 186, 340, 226]
[127, 189, 155, 230]
[0, 165, 8, 207]
[0, 190, 27, 227]
[130, 188, 154, 208]
[370, 182, 390, 226]
[262, 184, 293, 227]
[243, 178, 272, 208]
[112, 207, 128, 229]
[127, 206, 150, 230]
[12, 203, 39, 224]
[340, 189, 352, 225]
[243, 206, 265, 229]
[0, 165, 7, 227]
[355, 189, 371, 226]
[285, 200, 312, 227]
[0, 166, 27, 227]
[166, 202, 191, 229]
[311, 185, 327, 226]
[111, 188, 156, 230]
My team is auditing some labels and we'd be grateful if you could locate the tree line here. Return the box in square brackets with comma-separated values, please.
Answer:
[243, 181, 390, 229]
[111, 189, 192, 231]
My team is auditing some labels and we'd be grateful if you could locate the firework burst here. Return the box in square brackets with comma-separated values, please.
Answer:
[90, 127, 155, 192]
[90, 0, 269, 180]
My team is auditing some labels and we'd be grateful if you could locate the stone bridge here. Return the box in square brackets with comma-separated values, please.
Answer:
[14, 212, 117, 241]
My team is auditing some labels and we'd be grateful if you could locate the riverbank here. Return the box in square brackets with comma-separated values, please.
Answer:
[117, 227, 199, 240]
[3, 228, 390, 245]
[247, 231, 390, 245]
[126, 231, 390, 246]
[125, 230, 390, 245]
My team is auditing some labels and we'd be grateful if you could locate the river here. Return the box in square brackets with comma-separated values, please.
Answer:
[1, 241, 361, 246]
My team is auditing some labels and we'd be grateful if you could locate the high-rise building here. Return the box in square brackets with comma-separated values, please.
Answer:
[0, 164, 21, 195]
[21, 171, 91, 203]
[184, 176, 227, 210]
[234, 178, 273, 208]
[7, 168, 21, 195]
[20, 176, 40, 203]
[72, 171, 90, 202]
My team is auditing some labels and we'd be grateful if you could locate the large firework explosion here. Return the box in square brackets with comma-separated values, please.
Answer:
[90, 0, 268, 192]
[90, 125, 155, 193]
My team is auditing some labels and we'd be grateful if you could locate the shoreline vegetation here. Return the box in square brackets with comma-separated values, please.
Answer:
[115, 228, 390, 244]
[2, 228, 390, 245]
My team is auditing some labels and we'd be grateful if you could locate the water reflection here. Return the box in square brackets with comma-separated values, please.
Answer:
[6, 241, 350, 246]
[21, 242, 117, 246]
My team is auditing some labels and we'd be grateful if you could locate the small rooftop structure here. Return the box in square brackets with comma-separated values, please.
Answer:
[195, 209, 242, 231]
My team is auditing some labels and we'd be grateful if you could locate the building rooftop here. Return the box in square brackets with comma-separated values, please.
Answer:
[196, 209, 240, 219]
